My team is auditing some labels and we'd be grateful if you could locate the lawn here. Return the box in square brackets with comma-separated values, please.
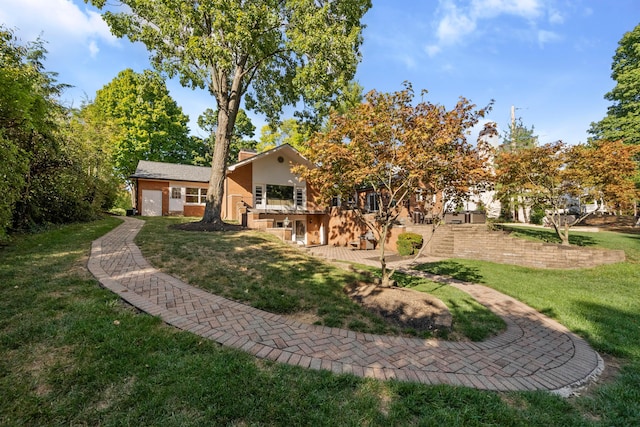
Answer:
[0, 217, 637, 425]
[136, 217, 504, 340]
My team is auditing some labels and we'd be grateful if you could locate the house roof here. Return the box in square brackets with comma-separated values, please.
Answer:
[227, 143, 312, 172]
[130, 160, 211, 183]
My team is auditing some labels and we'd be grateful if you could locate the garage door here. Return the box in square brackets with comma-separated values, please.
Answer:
[142, 190, 163, 216]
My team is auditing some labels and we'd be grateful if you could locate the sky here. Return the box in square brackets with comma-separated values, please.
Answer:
[1, 0, 638, 145]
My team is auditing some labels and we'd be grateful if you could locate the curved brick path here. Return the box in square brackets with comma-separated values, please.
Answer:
[88, 217, 603, 395]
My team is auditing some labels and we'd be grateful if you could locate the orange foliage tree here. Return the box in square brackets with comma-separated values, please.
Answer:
[495, 140, 639, 245]
[295, 84, 493, 286]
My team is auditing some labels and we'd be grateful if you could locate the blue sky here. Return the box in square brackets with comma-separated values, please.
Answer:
[1, 0, 638, 144]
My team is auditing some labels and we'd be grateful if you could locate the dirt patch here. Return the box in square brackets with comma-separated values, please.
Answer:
[345, 282, 452, 332]
[573, 353, 623, 399]
[284, 310, 322, 325]
[170, 221, 243, 232]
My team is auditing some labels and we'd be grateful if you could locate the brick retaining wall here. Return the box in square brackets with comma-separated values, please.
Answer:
[425, 224, 625, 269]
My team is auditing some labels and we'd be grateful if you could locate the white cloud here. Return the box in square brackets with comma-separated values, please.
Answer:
[0, 0, 117, 57]
[425, 44, 442, 57]
[435, 1, 477, 45]
[471, 0, 543, 20]
[88, 40, 99, 58]
[426, 0, 563, 55]
[538, 29, 561, 46]
[548, 8, 564, 24]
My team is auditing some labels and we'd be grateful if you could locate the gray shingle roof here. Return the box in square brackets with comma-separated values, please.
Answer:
[131, 160, 211, 183]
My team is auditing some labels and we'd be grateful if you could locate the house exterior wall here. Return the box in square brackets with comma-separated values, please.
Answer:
[326, 207, 404, 252]
[136, 178, 208, 217]
[305, 215, 323, 246]
[223, 163, 253, 221]
[184, 205, 205, 217]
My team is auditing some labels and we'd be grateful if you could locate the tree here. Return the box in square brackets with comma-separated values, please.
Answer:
[296, 84, 493, 287]
[500, 117, 538, 152]
[258, 119, 308, 152]
[197, 108, 257, 165]
[0, 26, 117, 237]
[87, 0, 371, 228]
[497, 118, 539, 221]
[84, 68, 192, 179]
[0, 28, 31, 239]
[588, 23, 640, 145]
[495, 140, 639, 245]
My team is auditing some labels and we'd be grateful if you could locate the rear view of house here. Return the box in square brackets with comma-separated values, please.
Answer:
[130, 144, 426, 250]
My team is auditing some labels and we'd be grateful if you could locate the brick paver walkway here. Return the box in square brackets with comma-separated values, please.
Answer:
[88, 217, 603, 395]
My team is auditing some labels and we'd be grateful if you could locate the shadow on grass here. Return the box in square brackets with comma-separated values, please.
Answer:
[414, 260, 485, 284]
[137, 218, 395, 334]
[571, 300, 640, 359]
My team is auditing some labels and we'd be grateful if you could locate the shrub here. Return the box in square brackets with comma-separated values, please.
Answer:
[396, 232, 423, 256]
[108, 208, 127, 216]
[530, 205, 545, 225]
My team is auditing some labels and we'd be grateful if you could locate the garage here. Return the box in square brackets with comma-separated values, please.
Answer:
[141, 190, 163, 216]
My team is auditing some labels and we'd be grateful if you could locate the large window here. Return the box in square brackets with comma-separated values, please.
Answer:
[266, 184, 294, 207]
[186, 187, 207, 204]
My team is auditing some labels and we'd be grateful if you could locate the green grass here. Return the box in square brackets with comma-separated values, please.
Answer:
[416, 227, 640, 425]
[1, 217, 638, 425]
[136, 217, 504, 339]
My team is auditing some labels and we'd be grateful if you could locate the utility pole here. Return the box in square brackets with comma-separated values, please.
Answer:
[510, 105, 516, 150]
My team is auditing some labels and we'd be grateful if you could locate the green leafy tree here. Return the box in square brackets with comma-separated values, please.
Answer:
[500, 117, 538, 152]
[258, 119, 307, 152]
[588, 23, 640, 145]
[196, 108, 256, 165]
[84, 68, 192, 179]
[87, 0, 372, 228]
[497, 117, 538, 221]
[0, 28, 31, 239]
[257, 82, 364, 153]
[0, 27, 116, 236]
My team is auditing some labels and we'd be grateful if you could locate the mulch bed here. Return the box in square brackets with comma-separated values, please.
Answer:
[345, 282, 452, 333]
[170, 221, 244, 232]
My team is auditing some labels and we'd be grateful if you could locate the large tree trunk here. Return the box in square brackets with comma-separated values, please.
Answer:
[201, 109, 230, 227]
[201, 68, 243, 228]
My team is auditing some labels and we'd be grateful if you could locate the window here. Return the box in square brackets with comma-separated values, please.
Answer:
[171, 187, 182, 199]
[186, 187, 207, 204]
[366, 193, 379, 212]
[266, 184, 294, 206]
[331, 196, 341, 207]
[255, 185, 263, 206]
[295, 188, 304, 208]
